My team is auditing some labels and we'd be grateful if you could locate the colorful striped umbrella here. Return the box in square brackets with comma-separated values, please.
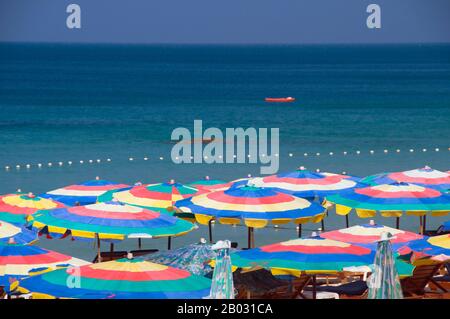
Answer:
[399, 234, 450, 261]
[175, 185, 326, 247]
[41, 178, 130, 206]
[142, 240, 216, 276]
[229, 235, 414, 277]
[0, 243, 89, 290]
[0, 221, 38, 245]
[13, 256, 212, 299]
[100, 180, 198, 213]
[320, 220, 423, 250]
[0, 193, 65, 226]
[368, 234, 404, 299]
[209, 240, 234, 299]
[251, 168, 363, 200]
[362, 166, 450, 192]
[28, 201, 197, 260]
[326, 182, 450, 232]
[189, 176, 231, 192]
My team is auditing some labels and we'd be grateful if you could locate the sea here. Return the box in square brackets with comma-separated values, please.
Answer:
[0, 43, 449, 260]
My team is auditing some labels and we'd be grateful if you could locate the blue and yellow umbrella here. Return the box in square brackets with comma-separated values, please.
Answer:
[175, 185, 326, 247]
[326, 182, 450, 232]
[12, 257, 211, 299]
[0, 221, 38, 245]
[41, 179, 130, 206]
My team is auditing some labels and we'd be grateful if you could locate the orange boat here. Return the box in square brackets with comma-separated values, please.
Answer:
[265, 97, 295, 103]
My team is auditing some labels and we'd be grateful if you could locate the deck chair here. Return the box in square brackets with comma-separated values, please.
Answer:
[233, 268, 311, 299]
[401, 263, 447, 298]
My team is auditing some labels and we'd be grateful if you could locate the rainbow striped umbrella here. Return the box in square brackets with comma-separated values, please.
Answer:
[0, 221, 38, 245]
[251, 168, 363, 200]
[320, 221, 423, 250]
[399, 234, 450, 261]
[0, 243, 89, 290]
[0, 193, 65, 226]
[229, 236, 414, 277]
[175, 185, 326, 248]
[362, 166, 450, 192]
[326, 182, 450, 232]
[13, 257, 211, 299]
[41, 179, 130, 206]
[28, 201, 197, 259]
[100, 181, 198, 213]
[189, 176, 231, 192]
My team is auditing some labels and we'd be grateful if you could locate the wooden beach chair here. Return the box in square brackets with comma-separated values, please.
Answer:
[401, 263, 448, 298]
[233, 268, 311, 299]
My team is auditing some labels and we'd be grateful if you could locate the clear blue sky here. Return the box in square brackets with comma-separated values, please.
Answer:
[1, 0, 449, 44]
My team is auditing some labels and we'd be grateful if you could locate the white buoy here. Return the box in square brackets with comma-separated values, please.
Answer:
[107, 158, 111, 162]
[68, 161, 72, 165]
[329, 152, 334, 156]
[288, 153, 293, 157]
[80, 160, 84, 164]
[304, 153, 308, 156]
[343, 151, 347, 155]
[16, 165, 20, 169]
[129, 157, 134, 161]
[48, 163, 52, 167]
[159, 157, 164, 160]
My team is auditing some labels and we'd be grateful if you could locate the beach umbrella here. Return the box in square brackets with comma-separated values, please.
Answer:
[367, 232, 404, 299]
[251, 167, 363, 200]
[362, 166, 450, 192]
[0, 242, 89, 291]
[320, 220, 423, 250]
[0, 193, 65, 226]
[209, 240, 234, 299]
[229, 234, 414, 298]
[141, 239, 216, 276]
[398, 234, 450, 261]
[0, 221, 38, 245]
[27, 201, 197, 260]
[100, 180, 198, 213]
[325, 182, 450, 233]
[12, 255, 212, 299]
[41, 177, 130, 206]
[175, 185, 326, 248]
[189, 176, 231, 192]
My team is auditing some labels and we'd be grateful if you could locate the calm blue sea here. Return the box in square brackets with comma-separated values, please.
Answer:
[0, 43, 449, 260]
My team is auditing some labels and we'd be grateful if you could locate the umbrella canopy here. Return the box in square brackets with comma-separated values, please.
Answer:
[189, 176, 231, 192]
[399, 234, 450, 260]
[100, 181, 198, 213]
[0, 193, 65, 226]
[362, 166, 450, 192]
[41, 179, 130, 206]
[0, 221, 38, 245]
[141, 240, 216, 276]
[441, 220, 450, 233]
[251, 168, 363, 199]
[368, 235, 404, 299]
[209, 240, 234, 299]
[326, 182, 450, 221]
[175, 185, 326, 247]
[320, 221, 423, 250]
[229, 236, 414, 276]
[0, 243, 89, 288]
[28, 201, 197, 242]
[13, 257, 212, 299]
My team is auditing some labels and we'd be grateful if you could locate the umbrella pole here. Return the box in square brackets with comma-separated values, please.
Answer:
[138, 238, 142, 249]
[110, 243, 114, 253]
[168, 236, 172, 250]
[345, 215, 349, 228]
[396, 217, 400, 229]
[419, 216, 423, 235]
[208, 220, 213, 243]
[297, 224, 302, 238]
[423, 215, 427, 234]
[247, 227, 254, 249]
[96, 234, 101, 263]
[321, 219, 325, 231]
[312, 275, 317, 299]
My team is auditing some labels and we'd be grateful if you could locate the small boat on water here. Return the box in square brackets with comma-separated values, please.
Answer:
[265, 97, 295, 103]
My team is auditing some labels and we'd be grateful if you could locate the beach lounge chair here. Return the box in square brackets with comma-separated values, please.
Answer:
[432, 263, 450, 290]
[401, 263, 447, 298]
[233, 268, 311, 299]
